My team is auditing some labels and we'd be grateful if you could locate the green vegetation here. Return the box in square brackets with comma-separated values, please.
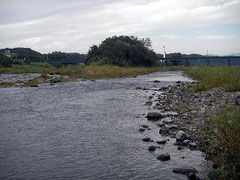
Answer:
[185, 66, 240, 92]
[0, 82, 15, 88]
[0, 54, 14, 67]
[85, 35, 157, 67]
[202, 106, 240, 180]
[21, 78, 40, 87]
[177, 104, 191, 111]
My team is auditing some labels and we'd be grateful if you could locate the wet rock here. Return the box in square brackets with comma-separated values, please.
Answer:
[148, 146, 156, 152]
[172, 168, 198, 175]
[235, 96, 240, 105]
[159, 127, 169, 135]
[154, 80, 160, 83]
[139, 128, 145, 133]
[177, 146, 183, 150]
[141, 125, 149, 129]
[187, 173, 200, 180]
[176, 130, 187, 142]
[142, 137, 152, 142]
[147, 112, 163, 121]
[145, 101, 153, 106]
[143, 88, 149, 90]
[157, 123, 165, 127]
[156, 140, 167, 145]
[147, 128, 151, 130]
[176, 81, 181, 84]
[167, 125, 178, 130]
[162, 118, 174, 124]
[189, 142, 197, 150]
[136, 87, 142, 90]
[183, 140, 190, 146]
[157, 153, 170, 161]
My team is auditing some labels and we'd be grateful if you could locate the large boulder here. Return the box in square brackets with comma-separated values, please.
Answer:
[147, 112, 163, 121]
[176, 131, 187, 142]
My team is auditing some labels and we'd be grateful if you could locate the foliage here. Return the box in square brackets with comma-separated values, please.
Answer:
[185, 66, 240, 92]
[85, 35, 157, 67]
[202, 106, 240, 180]
[46, 51, 85, 62]
[0, 54, 14, 67]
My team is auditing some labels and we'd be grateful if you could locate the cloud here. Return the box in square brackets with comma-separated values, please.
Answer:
[0, 0, 239, 54]
[196, 35, 237, 40]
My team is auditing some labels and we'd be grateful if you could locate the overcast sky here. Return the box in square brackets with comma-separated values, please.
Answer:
[0, 0, 240, 55]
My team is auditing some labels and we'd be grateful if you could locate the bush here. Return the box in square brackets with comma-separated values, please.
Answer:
[85, 36, 157, 67]
[0, 55, 14, 67]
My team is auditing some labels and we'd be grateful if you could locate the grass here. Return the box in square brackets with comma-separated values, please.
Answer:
[177, 104, 191, 111]
[21, 78, 40, 87]
[0, 63, 166, 80]
[185, 66, 240, 92]
[202, 106, 240, 180]
[0, 82, 15, 88]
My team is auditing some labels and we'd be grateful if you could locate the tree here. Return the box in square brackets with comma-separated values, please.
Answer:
[85, 36, 157, 67]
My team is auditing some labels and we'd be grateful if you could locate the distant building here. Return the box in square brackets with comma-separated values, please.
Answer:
[3, 49, 17, 58]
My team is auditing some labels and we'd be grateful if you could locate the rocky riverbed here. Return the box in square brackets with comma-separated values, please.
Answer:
[138, 81, 240, 179]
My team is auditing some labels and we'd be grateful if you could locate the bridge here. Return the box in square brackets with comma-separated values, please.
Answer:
[158, 56, 240, 66]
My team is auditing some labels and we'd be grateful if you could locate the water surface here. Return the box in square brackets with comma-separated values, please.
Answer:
[0, 71, 208, 180]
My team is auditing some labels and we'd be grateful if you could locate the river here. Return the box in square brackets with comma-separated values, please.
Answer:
[0, 71, 208, 180]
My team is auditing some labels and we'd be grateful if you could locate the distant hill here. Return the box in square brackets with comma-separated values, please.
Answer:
[0, 47, 86, 62]
[0, 47, 43, 60]
[229, 53, 240, 56]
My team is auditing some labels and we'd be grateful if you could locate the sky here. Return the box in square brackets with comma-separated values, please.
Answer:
[0, 0, 240, 55]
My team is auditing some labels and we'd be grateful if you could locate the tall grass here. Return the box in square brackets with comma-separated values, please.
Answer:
[203, 106, 240, 179]
[185, 66, 240, 92]
[0, 63, 164, 80]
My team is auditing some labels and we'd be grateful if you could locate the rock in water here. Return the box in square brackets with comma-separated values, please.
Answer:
[176, 130, 187, 141]
[172, 168, 198, 175]
[142, 137, 152, 142]
[148, 146, 156, 152]
[157, 153, 170, 161]
[235, 96, 240, 105]
[187, 173, 201, 180]
[147, 112, 163, 121]
[139, 128, 145, 133]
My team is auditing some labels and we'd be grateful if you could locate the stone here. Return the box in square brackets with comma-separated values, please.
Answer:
[162, 118, 174, 124]
[156, 140, 167, 145]
[159, 127, 169, 135]
[147, 112, 163, 121]
[187, 173, 201, 180]
[145, 101, 153, 106]
[183, 140, 190, 146]
[157, 123, 165, 127]
[172, 168, 198, 175]
[139, 128, 145, 133]
[142, 137, 151, 142]
[189, 142, 197, 150]
[168, 125, 178, 130]
[154, 80, 160, 83]
[177, 146, 183, 150]
[148, 146, 156, 152]
[157, 153, 170, 161]
[136, 87, 142, 90]
[176, 81, 181, 84]
[141, 125, 149, 129]
[235, 96, 240, 105]
[176, 130, 187, 141]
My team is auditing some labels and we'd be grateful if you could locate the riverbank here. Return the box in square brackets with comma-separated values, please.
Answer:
[140, 67, 240, 179]
[0, 63, 168, 87]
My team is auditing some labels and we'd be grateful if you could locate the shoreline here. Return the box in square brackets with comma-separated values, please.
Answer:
[141, 80, 240, 179]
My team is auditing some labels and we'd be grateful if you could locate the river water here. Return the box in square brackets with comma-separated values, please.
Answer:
[0, 71, 208, 180]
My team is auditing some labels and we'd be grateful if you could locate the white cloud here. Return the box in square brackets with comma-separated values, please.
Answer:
[196, 35, 237, 40]
[0, 0, 239, 54]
